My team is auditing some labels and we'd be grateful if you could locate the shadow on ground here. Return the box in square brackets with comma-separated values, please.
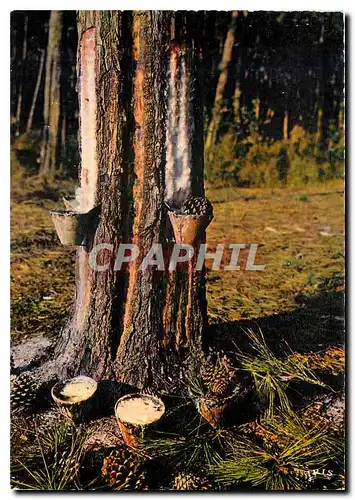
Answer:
[204, 288, 344, 355]
[204, 287, 345, 414]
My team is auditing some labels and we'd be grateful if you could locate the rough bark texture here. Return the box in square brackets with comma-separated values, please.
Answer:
[205, 11, 238, 162]
[40, 11, 63, 176]
[54, 11, 207, 392]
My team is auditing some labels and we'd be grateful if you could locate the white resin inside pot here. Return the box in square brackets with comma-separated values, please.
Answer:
[115, 395, 165, 426]
[53, 376, 97, 405]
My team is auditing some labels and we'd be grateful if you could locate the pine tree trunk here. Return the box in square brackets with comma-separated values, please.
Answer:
[40, 11, 63, 177]
[54, 11, 207, 392]
[26, 49, 45, 134]
[205, 11, 238, 162]
[316, 107, 323, 145]
[338, 105, 344, 137]
[233, 13, 249, 139]
[316, 20, 325, 147]
[283, 109, 289, 142]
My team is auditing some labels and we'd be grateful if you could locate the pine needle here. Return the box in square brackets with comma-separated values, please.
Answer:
[12, 422, 86, 490]
[210, 413, 341, 491]
[140, 429, 222, 472]
[234, 328, 326, 417]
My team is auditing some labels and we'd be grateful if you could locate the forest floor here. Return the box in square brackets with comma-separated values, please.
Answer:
[205, 182, 344, 323]
[10, 144, 345, 490]
[11, 148, 345, 343]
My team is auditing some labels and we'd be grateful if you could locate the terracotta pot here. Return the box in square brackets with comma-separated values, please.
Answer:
[168, 211, 213, 246]
[50, 209, 90, 246]
[115, 393, 165, 449]
[51, 375, 97, 423]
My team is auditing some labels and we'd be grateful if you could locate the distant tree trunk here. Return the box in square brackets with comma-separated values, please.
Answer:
[15, 14, 28, 137]
[338, 105, 344, 137]
[315, 20, 325, 147]
[234, 12, 249, 138]
[60, 110, 67, 170]
[59, 11, 77, 174]
[233, 86, 241, 126]
[40, 11, 63, 177]
[26, 49, 45, 134]
[54, 11, 207, 392]
[315, 107, 323, 145]
[205, 11, 238, 163]
[283, 109, 289, 142]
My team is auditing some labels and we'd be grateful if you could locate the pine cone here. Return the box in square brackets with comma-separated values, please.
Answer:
[11, 372, 38, 413]
[210, 377, 231, 397]
[173, 472, 212, 490]
[182, 196, 213, 217]
[10, 354, 16, 374]
[201, 359, 216, 383]
[101, 448, 146, 490]
[201, 353, 235, 398]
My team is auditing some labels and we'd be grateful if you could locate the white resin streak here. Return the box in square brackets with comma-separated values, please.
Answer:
[77, 28, 98, 214]
[165, 50, 192, 207]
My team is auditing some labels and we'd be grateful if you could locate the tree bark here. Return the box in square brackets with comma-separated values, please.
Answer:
[54, 11, 207, 392]
[315, 107, 323, 145]
[283, 109, 289, 142]
[315, 19, 325, 147]
[338, 105, 344, 137]
[26, 49, 45, 134]
[40, 11, 63, 177]
[205, 11, 238, 163]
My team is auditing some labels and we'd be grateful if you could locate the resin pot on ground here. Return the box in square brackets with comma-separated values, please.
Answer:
[115, 393, 166, 448]
[51, 375, 97, 421]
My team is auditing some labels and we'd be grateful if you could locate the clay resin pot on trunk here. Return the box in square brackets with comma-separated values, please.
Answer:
[115, 393, 165, 449]
[50, 209, 90, 246]
[51, 375, 97, 422]
[167, 211, 213, 246]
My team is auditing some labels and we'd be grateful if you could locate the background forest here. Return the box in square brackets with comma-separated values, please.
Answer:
[10, 11, 345, 492]
[11, 11, 344, 186]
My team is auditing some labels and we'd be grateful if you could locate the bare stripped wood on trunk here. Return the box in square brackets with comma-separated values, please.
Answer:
[54, 11, 207, 392]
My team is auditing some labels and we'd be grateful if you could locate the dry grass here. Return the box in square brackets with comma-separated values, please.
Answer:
[11, 145, 344, 361]
[294, 347, 345, 376]
[11, 150, 76, 338]
[10, 139, 345, 491]
[205, 181, 344, 322]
